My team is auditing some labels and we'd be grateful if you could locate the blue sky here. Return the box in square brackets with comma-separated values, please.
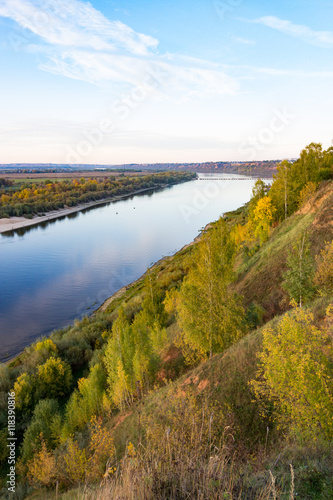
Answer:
[0, 0, 333, 164]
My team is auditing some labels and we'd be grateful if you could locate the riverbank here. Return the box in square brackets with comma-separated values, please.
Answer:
[3, 220, 210, 365]
[96, 223, 211, 313]
[0, 185, 170, 234]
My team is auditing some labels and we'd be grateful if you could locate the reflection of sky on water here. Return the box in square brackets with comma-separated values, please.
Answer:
[0, 176, 257, 361]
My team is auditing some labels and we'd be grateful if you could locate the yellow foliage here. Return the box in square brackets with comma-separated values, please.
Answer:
[27, 439, 57, 487]
[63, 437, 87, 484]
[61, 417, 115, 484]
[13, 373, 34, 410]
[126, 441, 136, 457]
[87, 416, 115, 482]
[163, 288, 180, 316]
[298, 181, 317, 207]
[231, 223, 253, 246]
[37, 357, 72, 398]
[253, 196, 276, 244]
[251, 307, 333, 440]
[35, 338, 58, 354]
[315, 240, 333, 295]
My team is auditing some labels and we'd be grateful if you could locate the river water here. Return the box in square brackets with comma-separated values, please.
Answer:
[0, 174, 258, 361]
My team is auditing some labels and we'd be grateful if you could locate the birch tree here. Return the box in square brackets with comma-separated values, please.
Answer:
[177, 218, 244, 359]
[282, 233, 316, 307]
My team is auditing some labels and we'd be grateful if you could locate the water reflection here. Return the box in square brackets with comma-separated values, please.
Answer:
[1, 187, 164, 239]
[0, 176, 255, 361]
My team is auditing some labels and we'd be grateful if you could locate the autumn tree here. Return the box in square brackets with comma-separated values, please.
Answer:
[315, 240, 333, 295]
[27, 439, 58, 488]
[252, 196, 276, 244]
[14, 373, 36, 413]
[251, 308, 333, 440]
[104, 307, 135, 409]
[141, 268, 167, 351]
[63, 363, 107, 436]
[298, 142, 323, 184]
[37, 357, 73, 399]
[282, 233, 316, 307]
[131, 309, 160, 392]
[248, 178, 266, 221]
[177, 218, 244, 360]
[21, 399, 61, 463]
[269, 160, 294, 220]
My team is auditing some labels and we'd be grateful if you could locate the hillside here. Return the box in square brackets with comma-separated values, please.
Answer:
[0, 160, 279, 177]
[1, 144, 333, 499]
[234, 180, 333, 319]
[88, 180, 333, 499]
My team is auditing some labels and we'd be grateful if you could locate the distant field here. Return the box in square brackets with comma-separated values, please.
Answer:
[2, 170, 154, 183]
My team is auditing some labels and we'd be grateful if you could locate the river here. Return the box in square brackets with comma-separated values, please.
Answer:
[0, 174, 258, 361]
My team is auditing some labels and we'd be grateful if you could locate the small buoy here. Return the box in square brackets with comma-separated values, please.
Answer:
[116, 212, 118, 214]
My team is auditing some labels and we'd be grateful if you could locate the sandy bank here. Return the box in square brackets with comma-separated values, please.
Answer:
[0, 186, 164, 234]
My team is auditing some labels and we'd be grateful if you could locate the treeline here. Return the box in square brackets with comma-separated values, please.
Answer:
[270, 142, 333, 220]
[0, 171, 195, 218]
[0, 179, 14, 188]
[230, 142, 333, 251]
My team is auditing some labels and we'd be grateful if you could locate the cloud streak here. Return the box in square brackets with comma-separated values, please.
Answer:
[0, 0, 239, 97]
[251, 16, 333, 48]
[0, 0, 158, 54]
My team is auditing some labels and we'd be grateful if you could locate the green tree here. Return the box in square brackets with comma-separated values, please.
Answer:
[37, 357, 73, 399]
[251, 308, 333, 440]
[142, 269, 167, 329]
[131, 309, 160, 392]
[104, 308, 135, 409]
[177, 218, 244, 359]
[269, 160, 294, 220]
[63, 363, 107, 436]
[13, 372, 36, 412]
[298, 142, 323, 184]
[282, 233, 316, 307]
[21, 399, 61, 463]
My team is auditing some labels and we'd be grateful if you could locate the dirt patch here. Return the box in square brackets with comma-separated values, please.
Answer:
[112, 412, 132, 430]
[183, 375, 199, 386]
[197, 379, 209, 392]
[162, 345, 181, 364]
[98, 286, 128, 312]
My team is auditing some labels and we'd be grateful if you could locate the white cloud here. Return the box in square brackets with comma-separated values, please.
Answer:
[251, 16, 333, 47]
[234, 36, 256, 45]
[0, 0, 158, 54]
[0, 0, 239, 97]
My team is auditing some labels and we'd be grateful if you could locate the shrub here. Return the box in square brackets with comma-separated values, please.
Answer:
[37, 357, 73, 399]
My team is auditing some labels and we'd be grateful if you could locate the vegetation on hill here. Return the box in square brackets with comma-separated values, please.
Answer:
[0, 171, 195, 219]
[1, 141, 333, 499]
[0, 159, 279, 176]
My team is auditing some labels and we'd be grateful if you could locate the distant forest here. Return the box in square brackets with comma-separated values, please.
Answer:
[0, 160, 279, 176]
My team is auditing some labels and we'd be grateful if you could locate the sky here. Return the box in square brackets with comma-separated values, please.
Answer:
[0, 0, 333, 165]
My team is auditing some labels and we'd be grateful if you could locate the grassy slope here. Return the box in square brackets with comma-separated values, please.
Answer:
[26, 180, 333, 499]
[105, 180, 333, 497]
[235, 180, 333, 319]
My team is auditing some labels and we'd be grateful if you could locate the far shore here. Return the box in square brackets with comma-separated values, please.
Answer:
[0, 185, 168, 234]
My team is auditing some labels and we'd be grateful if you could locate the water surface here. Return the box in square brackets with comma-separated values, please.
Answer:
[0, 174, 257, 361]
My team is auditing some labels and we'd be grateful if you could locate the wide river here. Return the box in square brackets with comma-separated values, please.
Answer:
[0, 174, 258, 362]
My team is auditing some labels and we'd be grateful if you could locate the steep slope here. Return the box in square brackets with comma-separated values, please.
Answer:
[234, 180, 333, 319]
